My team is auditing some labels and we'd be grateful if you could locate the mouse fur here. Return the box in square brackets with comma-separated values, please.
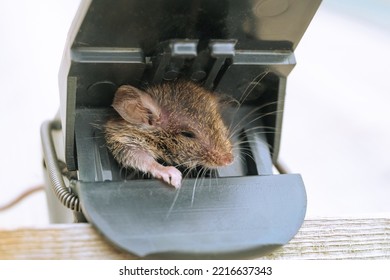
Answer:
[104, 81, 233, 188]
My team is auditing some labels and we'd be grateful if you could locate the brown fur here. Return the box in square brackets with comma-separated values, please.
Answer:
[104, 81, 233, 187]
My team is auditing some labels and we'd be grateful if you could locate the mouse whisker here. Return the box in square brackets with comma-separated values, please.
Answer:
[213, 167, 219, 188]
[238, 70, 270, 104]
[229, 125, 278, 142]
[240, 153, 256, 164]
[244, 109, 282, 127]
[228, 102, 280, 137]
[224, 71, 269, 121]
[229, 101, 279, 129]
[203, 167, 211, 182]
[191, 166, 203, 207]
[202, 167, 211, 191]
[226, 69, 270, 128]
[233, 139, 274, 152]
[191, 165, 211, 206]
[233, 134, 277, 146]
[165, 187, 181, 219]
[241, 126, 278, 133]
[181, 166, 193, 181]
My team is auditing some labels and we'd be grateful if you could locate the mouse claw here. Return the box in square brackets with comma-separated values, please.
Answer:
[152, 166, 182, 189]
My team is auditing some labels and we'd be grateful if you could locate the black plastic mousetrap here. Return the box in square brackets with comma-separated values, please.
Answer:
[41, 0, 321, 259]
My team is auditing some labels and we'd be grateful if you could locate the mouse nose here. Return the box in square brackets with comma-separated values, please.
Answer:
[219, 152, 233, 166]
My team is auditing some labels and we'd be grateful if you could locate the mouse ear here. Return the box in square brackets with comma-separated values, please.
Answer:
[112, 85, 161, 126]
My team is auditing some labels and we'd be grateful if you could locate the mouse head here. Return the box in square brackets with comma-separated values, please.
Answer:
[112, 82, 234, 169]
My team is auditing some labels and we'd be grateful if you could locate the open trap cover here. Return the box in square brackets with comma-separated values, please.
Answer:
[41, 0, 321, 259]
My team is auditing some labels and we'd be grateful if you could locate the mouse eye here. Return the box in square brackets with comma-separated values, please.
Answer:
[180, 131, 196, 138]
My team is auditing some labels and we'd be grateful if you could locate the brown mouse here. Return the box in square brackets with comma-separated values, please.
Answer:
[104, 81, 234, 188]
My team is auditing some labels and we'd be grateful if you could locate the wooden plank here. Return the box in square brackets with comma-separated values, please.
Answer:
[262, 218, 390, 260]
[0, 224, 136, 260]
[0, 218, 389, 259]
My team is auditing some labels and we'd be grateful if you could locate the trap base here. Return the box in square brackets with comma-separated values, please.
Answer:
[75, 174, 306, 259]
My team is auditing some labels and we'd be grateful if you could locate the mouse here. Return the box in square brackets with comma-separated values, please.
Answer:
[104, 81, 234, 188]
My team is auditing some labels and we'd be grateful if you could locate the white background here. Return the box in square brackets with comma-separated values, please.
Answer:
[0, 0, 389, 228]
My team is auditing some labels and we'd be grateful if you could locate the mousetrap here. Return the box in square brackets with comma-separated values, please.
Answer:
[41, 0, 321, 259]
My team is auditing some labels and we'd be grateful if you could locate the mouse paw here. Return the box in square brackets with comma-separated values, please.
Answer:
[152, 166, 182, 189]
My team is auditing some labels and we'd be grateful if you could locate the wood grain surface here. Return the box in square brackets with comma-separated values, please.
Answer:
[1, 218, 389, 259]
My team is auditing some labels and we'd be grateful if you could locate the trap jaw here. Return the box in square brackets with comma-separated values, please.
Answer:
[42, 0, 321, 259]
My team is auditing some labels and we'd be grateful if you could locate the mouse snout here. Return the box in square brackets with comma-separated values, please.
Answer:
[219, 152, 234, 166]
[210, 151, 233, 167]
[204, 149, 233, 168]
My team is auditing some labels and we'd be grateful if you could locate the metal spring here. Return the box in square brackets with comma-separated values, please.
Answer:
[40, 120, 81, 212]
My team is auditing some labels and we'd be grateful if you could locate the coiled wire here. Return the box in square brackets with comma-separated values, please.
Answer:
[40, 120, 81, 212]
